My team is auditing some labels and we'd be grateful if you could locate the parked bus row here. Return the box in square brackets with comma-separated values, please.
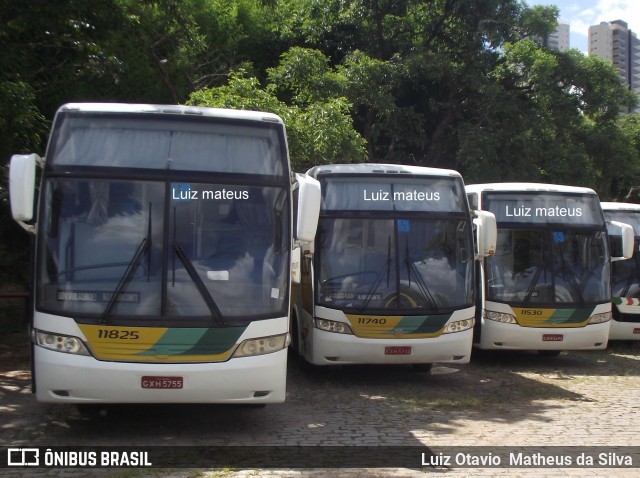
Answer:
[7, 103, 639, 406]
[291, 172, 637, 370]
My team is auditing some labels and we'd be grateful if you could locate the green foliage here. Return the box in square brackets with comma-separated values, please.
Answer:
[519, 5, 560, 39]
[267, 47, 346, 104]
[0, 82, 47, 161]
[456, 39, 639, 194]
[612, 114, 640, 201]
[2, 0, 640, 291]
[187, 67, 367, 171]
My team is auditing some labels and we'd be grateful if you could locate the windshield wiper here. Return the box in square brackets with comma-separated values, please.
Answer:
[523, 235, 548, 306]
[522, 266, 542, 305]
[174, 245, 225, 326]
[170, 206, 224, 325]
[358, 236, 392, 312]
[404, 238, 439, 312]
[102, 204, 152, 324]
[102, 240, 149, 324]
[556, 239, 585, 305]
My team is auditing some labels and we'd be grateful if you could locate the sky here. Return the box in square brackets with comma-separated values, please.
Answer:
[527, 0, 639, 53]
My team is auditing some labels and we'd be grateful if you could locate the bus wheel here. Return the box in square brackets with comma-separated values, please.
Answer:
[412, 363, 433, 373]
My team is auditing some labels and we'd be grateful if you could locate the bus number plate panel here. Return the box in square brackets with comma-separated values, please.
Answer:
[385, 346, 412, 355]
[542, 334, 563, 342]
[141, 376, 184, 389]
[634, 328, 640, 335]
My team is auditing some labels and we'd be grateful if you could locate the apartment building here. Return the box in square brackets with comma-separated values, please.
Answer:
[589, 20, 640, 112]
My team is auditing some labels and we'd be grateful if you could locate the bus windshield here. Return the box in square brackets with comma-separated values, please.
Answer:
[482, 191, 610, 306]
[486, 228, 609, 305]
[605, 210, 640, 300]
[317, 217, 473, 312]
[37, 178, 290, 321]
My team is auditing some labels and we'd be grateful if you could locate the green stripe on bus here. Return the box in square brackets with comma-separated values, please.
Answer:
[137, 327, 246, 356]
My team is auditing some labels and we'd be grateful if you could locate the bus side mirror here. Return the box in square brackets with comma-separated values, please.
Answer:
[609, 221, 634, 261]
[9, 153, 39, 233]
[473, 210, 497, 258]
[295, 173, 321, 244]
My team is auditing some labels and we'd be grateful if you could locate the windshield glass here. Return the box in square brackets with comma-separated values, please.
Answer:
[37, 178, 290, 320]
[604, 210, 640, 298]
[485, 228, 610, 305]
[317, 217, 473, 312]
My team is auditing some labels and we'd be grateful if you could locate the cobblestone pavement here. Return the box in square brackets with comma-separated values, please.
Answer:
[1, 326, 640, 478]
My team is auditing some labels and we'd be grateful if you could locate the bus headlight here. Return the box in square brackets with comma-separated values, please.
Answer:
[232, 333, 290, 358]
[315, 318, 353, 334]
[443, 318, 474, 334]
[588, 312, 611, 324]
[484, 310, 517, 324]
[33, 330, 90, 356]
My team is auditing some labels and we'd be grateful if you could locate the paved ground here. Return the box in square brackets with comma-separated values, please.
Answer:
[1, 321, 640, 477]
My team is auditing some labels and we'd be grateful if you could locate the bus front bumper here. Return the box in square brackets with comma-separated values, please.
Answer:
[609, 319, 640, 340]
[309, 328, 473, 366]
[32, 346, 287, 404]
[475, 320, 610, 351]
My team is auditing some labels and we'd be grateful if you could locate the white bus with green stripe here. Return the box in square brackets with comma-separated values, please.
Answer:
[466, 183, 633, 353]
[9, 103, 320, 404]
[290, 164, 496, 370]
[602, 202, 640, 340]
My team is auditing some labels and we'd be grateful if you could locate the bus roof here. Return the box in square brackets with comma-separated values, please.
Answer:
[57, 103, 284, 125]
[306, 163, 463, 179]
[601, 201, 640, 212]
[466, 182, 597, 196]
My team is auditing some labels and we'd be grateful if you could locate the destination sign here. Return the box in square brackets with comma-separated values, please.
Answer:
[321, 176, 467, 213]
[484, 192, 603, 226]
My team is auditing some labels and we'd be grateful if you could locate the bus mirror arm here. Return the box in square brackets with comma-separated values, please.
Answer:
[9, 153, 41, 234]
[472, 210, 497, 258]
[609, 220, 634, 261]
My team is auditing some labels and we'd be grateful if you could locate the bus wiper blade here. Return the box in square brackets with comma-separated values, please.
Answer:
[404, 238, 439, 312]
[358, 236, 392, 312]
[102, 237, 150, 324]
[523, 234, 548, 306]
[560, 264, 585, 304]
[522, 266, 543, 305]
[557, 241, 584, 305]
[174, 244, 225, 326]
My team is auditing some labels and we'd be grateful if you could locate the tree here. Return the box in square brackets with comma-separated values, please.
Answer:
[611, 114, 640, 201]
[269, 0, 543, 167]
[187, 63, 367, 171]
[456, 40, 638, 191]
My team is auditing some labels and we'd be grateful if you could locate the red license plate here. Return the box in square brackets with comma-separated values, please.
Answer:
[542, 334, 564, 342]
[633, 328, 640, 335]
[141, 376, 183, 389]
[385, 346, 412, 355]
